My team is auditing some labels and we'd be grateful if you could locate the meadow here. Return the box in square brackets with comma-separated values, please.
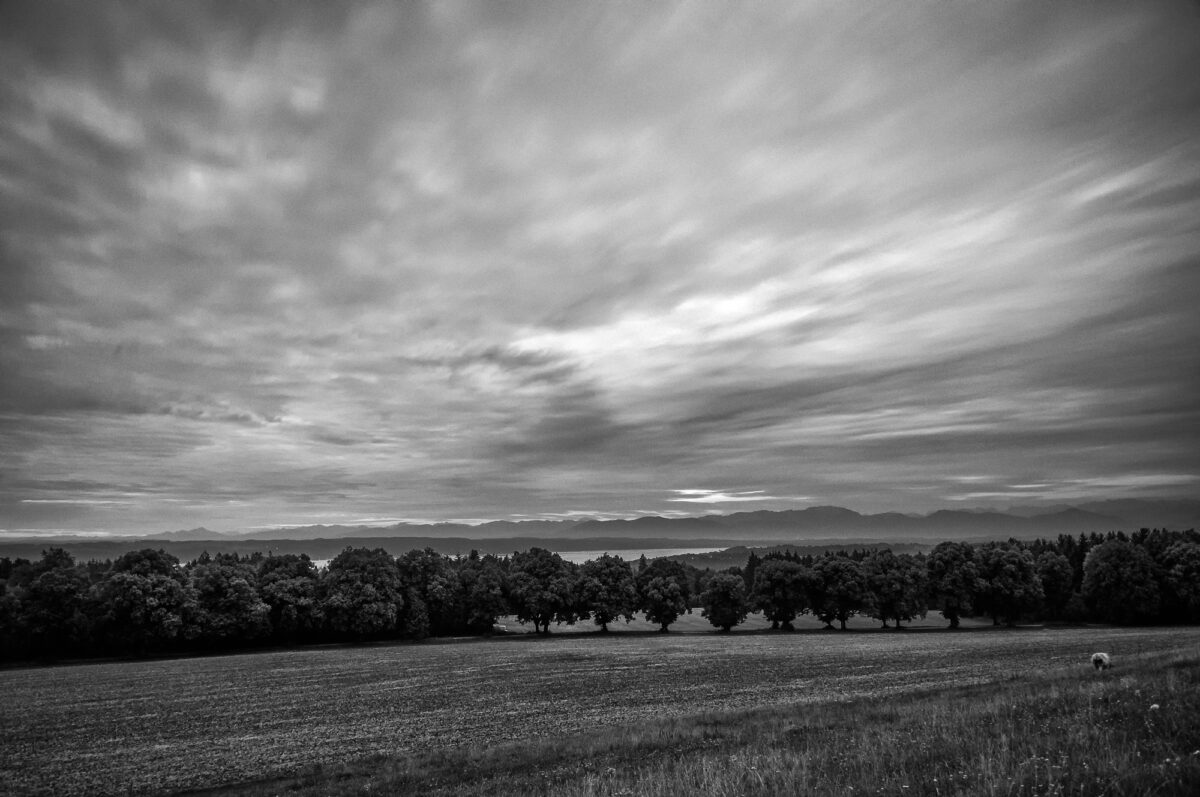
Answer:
[2, 624, 1199, 795]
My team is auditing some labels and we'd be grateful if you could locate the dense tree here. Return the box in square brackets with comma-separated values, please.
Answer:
[19, 548, 92, 656]
[862, 550, 927, 629]
[187, 555, 270, 645]
[320, 547, 403, 639]
[111, 548, 185, 580]
[1160, 542, 1200, 622]
[1082, 540, 1161, 624]
[88, 548, 194, 654]
[397, 548, 463, 638]
[810, 554, 867, 630]
[1036, 551, 1075, 620]
[257, 554, 323, 642]
[578, 554, 638, 632]
[9, 528, 1200, 664]
[456, 552, 510, 633]
[635, 558, 692, 632]
[743, 550, 762, 592]
[90, 571, 196, 654]
[0, 556, 21, 581]
[700, 572, 749, 632]
[1132, 528, 1191, 568]
[507, 548, 578, 634]
[974, 542, 1044, 626]
[751, 559, 809, 630]
[0, 587, 20, 659]
[925, 541, 977, 629]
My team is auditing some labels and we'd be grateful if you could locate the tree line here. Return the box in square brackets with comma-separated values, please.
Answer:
[1, 528, 1196, 661]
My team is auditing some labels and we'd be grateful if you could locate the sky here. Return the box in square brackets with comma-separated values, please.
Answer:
[2, 1, 1199, 536]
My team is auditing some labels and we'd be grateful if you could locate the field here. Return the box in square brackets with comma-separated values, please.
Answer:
[3, 624, 1200, 795]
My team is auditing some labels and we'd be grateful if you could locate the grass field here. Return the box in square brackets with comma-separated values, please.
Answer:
[3, 624, 1199, 795]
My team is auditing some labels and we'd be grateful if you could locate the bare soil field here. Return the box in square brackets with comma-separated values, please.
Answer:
[3, 625, 1199, 795]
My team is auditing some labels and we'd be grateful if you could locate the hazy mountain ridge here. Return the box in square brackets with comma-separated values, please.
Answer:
[3, 499, 1195, 552]
[0, 536, 741, 564]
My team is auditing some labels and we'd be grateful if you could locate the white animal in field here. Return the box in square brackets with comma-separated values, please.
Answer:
[1091, 652, 1111, 671]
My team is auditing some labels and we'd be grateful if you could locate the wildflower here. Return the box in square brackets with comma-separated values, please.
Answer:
[1149, 704, 1160, 711]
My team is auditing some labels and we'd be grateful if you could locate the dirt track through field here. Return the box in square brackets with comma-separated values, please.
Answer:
[3, 626, 1198, 795]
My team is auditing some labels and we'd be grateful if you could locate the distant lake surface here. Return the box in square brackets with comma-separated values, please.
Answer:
[310, 546, 725, 570]
[556, 547, 725, 564]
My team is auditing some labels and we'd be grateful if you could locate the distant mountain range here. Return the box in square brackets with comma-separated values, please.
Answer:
[140, 498, 1198, 543]
[2, 499, 1195, 564]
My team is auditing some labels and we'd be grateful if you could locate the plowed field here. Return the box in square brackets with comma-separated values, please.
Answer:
[3, 625, 1198, 795]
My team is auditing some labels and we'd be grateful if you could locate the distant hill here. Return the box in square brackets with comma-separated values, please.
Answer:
[1072, 499, 1200, 531]
[0, 536, 745, 564]
[547, 503, 1136, 542]
[3, 498, 1194, 563]
[145, 527, 234, 541]
[570, 515, 730, 537]
[228, 519, 585, 541]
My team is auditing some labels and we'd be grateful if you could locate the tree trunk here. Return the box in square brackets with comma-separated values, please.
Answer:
[839, 618, 847, 630]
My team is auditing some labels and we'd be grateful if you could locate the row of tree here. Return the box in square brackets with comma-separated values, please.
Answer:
[1, 528, 1196, 661]
[735, 528, 1200, 630]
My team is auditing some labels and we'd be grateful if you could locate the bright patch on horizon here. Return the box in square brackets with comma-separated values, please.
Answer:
[668, 490, 811, 504]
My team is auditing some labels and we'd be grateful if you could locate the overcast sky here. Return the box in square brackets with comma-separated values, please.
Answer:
[2, 1, 1198, 535]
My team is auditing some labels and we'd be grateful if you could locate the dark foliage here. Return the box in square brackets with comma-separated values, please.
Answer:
[1, 528, 1197, 662]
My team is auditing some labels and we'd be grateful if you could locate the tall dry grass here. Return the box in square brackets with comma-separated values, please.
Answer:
[550, 651, 1200, 796]
[215, 646, 1200, 796]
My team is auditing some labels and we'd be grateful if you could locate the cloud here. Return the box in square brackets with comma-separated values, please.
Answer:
[946, 474, 1200, 505]
[668, 490, 810, 505]
[0, 1, 1197, 533]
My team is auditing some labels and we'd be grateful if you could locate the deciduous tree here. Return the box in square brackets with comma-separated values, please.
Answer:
[975, 542, 1044, 626]
[320, 547, 403, 640]
[751, 559, 809, 630]
[1082, 539, 1161, 624]
[862, 550, 927, 629]
[456, 552, 509, 633]
[926, 541, 977, 629]
[1160, 541, 1200, 623]
[257, 554, 323, 642]
[635, 558, 691, 632]
[187, 555, 270, 645]
[90, 571, 196, 654]
[507, 548, 578, 634]
[578, 554, 638, 632]
[700, 572, 749, 632]
[397, 548, 462, 638]
[20, 548, 92, 656]
[1036, 551, 1075, 620]
[810, 554, 867, 630]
